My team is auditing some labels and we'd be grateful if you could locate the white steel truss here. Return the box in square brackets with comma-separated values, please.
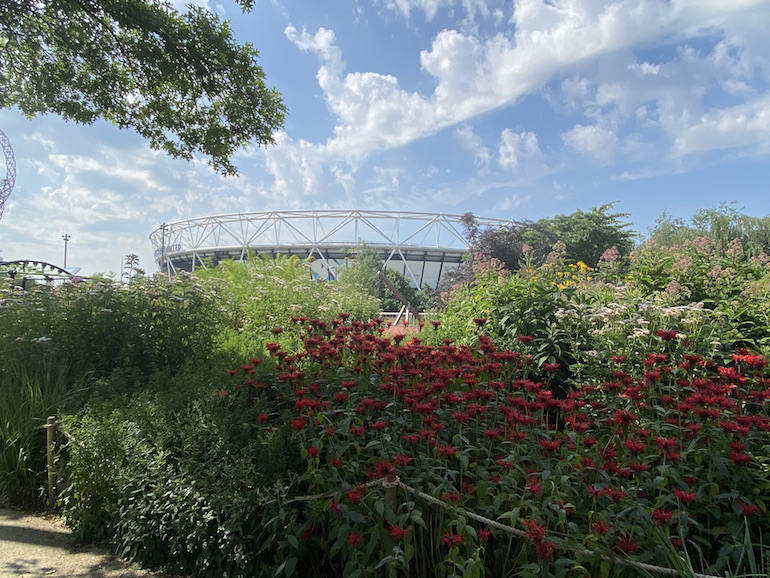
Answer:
[149, 211, 513, 288]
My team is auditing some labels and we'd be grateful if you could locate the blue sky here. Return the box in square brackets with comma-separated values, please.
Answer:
[1, 0, 769, 276]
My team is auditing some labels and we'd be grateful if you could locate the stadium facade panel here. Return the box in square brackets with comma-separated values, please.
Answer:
[149, 211, 512, 289]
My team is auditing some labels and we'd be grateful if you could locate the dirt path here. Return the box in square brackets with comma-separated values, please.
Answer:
[0, 508, 180, 578]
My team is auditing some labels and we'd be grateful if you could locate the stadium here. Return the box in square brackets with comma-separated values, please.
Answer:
[149, 211, 513, 289]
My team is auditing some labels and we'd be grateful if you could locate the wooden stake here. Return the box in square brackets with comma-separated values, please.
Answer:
[46, 416, 56, 508]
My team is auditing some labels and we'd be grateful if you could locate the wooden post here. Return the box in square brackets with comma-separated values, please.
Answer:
[46, 416, 56, 508]
[385, 473, 397, 511]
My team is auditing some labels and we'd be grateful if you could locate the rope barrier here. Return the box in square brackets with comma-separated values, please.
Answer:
[291, 475, 722, 578]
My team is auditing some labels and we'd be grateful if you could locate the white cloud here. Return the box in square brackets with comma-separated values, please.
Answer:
[455, 124, 491, 173]
[495, 193, 532, 211]
[278, 0, 769, 186]
[381, 0, 495, 21]
[562, 124, 619, 164]
[498, 129, 542, 170]
[383, 0, 455, 21]
[628, 62, 660, 76]
[674, 93, 770, 156]
[262, 132, 327, 205]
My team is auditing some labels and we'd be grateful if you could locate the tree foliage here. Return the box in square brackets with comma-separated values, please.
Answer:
[337, 243, 425, 312]
[459, 203, 636, 273]
[0, 0, 286, 175]
[460, 213, 556, 272]
[545, 203, 636, 267]
[650, 202, 770, 256]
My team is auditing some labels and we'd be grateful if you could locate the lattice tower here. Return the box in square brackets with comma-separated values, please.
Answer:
[0, 129, 16, 221]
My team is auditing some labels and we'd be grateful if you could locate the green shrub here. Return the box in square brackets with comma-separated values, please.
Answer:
[60, 366, 302, 577]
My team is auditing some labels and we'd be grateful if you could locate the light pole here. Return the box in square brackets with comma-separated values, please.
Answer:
[62, 233, 71, 269]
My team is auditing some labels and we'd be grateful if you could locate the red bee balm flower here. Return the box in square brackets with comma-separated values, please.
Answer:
[615, 536, 639, 554]
[389, 525, 412, 539]
[652, 508, 673, 526]
[521, 519, 547, 542]
[534, 539, 556, 560]
[673, 489, 697, 503]
[542, 362, 560, 374]
[656, 329, 678, 340]
[441, 532, 463, 547]
[741, 502, 759, 516]
[347, 532, 362, 548]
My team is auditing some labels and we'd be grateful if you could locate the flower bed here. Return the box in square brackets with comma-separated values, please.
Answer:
[216, 315, 770, 577]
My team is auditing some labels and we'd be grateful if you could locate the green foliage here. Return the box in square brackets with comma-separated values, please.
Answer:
[0, 273, 227, 504]
[60, 366, 302, 577]
[0, 0, 286, 175]
[459, 213, 556, 273]
[335, 243, 424, 312]
[460, 204, 636, 275]
[6, 205, 770, 578]
[0, 273, 227, 379]
[546, 203, 637, 267]
[0, 356, 89, 505]
[650, 203, 770, 257]
[196, 254, 380, 357]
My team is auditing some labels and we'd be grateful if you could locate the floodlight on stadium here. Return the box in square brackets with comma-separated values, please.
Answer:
[149, 211, 511, 288]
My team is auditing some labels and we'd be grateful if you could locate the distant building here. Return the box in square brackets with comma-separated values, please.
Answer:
[150, 210, 511, 289]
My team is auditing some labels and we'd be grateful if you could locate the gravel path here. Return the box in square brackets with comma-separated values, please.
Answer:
[0, 508, 182, 578]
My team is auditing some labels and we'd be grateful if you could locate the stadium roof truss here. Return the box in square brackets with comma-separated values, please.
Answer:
[149, 211, 512, 288]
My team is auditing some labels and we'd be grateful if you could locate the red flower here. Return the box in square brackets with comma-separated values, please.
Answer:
[534, 539, 556, 560]
[473, 318, 488, 326]
[348, 532, 362, 548]
[346, 487, 364, 502]
[730, 451, 752, 464]
[291, 417, 307, 431]
[394, 454, 410, 466]
[613, 409, 637, 426]
[517, 335, 533, 344]
[389, 525, 412, 539]
[673, 489, 697, 504]
[478, 528, 492, 543]
[257, 413, 269, 423]
[741, 502, 759, 516]
[614, 536, 639, 554]
[521, 519, 547, 542]
[437, 444, 457, 457]
[300, 526, 314, 542]
[656, 329, 678, 340]
[591, 521, 610, 535]
[329, 456, 343, 468]
[542, 362, 560, 374]
[652, 508, 673, 526]
[441, 532, 463, 547]
[307, 446, 319, 459]
[525, 476, 543, 495]
[625, 439, 645, 454]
